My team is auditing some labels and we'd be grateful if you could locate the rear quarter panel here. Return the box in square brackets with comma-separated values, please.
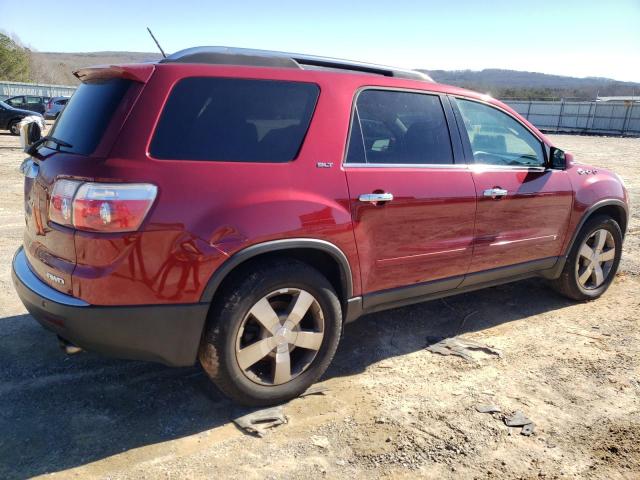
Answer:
[82, 65, 363, 305]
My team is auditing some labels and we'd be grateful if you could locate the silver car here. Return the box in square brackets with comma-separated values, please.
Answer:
[44, 97, 70, 119]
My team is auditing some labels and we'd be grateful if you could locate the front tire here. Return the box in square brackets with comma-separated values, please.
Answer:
[199, 259, 342, 406]
[551, 214, 622, 301]
[8, 120, 20, 135]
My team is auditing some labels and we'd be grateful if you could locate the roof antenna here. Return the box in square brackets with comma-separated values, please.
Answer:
[146, 27, 167, 59]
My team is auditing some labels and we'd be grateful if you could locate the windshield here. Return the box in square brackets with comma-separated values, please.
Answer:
[0, 100, 10, 109]
[48, 79, 132, 155]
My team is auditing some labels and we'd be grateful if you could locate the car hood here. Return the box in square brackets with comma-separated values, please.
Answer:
[7, 106, 43, 117]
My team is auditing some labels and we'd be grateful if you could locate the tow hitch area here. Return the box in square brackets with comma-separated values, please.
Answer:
[57, 336, 83, 355]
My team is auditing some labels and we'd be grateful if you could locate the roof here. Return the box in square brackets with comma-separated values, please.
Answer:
[160, 46, 433, 82]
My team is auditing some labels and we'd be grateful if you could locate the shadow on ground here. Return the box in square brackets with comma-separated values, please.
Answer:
[0, 278, 573, 478]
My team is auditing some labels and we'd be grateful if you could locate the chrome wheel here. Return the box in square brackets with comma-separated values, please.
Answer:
[235, 288, 325, 386]
[576, 229, 616, 290]
[9, 122, 19, 135]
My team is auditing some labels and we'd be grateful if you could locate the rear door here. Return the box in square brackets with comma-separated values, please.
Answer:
[26, 96, 45, 114]
[344, 89, 477, 303]
[451, 97, 573, 274]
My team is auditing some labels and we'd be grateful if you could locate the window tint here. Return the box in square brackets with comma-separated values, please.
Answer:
[48, 79, 132, 155]
[8, 96, 25, 106]
[150, 78, 319, 162]
[346, 90, 453, 165]
[455, 99, 545, 167]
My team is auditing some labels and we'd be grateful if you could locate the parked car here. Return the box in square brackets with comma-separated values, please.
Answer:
[4, 95, 47, 115]
[0, 100, 44, 135]
[12, 47, 630, 406]
[44, 96, 70, 119]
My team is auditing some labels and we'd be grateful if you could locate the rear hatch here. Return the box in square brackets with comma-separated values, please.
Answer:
[22, 65, 153, 295]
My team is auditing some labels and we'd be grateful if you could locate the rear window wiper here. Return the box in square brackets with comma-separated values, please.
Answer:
[27, 136, 73, 156]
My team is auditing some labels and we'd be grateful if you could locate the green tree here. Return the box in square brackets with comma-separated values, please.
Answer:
[0, 33, 31, 82]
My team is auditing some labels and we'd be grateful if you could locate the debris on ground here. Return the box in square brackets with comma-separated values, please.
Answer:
[504, 410, 536, 436]
[233, 406, 288, 437]
[299, 384, 330, 398]
[425, 336, 503, 362]
[311, 435, 330, 450]
[475, 404, 501, 414]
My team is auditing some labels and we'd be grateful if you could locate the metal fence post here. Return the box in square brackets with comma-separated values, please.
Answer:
[556, 99, 565, 133]
[621, 101, 632, 135]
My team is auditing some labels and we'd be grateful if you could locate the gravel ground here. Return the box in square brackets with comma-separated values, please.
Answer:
[0, 132, 638, 479]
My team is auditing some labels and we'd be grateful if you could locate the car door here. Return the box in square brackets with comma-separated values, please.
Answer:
[0, 103, 9, 129]
[7, 96, 25, 109]
[451, 97, 573, 275]
[26, 96, 45, 114]
[344, 89, 477, 305]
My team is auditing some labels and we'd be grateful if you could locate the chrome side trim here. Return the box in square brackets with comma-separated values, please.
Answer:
[12, 248, 88, 307]
[470, 164, 547, 173]
[343, 163, 468, 169]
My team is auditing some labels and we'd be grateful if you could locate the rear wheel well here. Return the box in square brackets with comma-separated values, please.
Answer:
[210, 248, 349, 318]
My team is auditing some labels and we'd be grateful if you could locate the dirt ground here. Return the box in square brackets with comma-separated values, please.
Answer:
[0, 131, 638, 480]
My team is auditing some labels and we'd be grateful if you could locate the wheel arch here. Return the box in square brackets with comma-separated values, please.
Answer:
[565, 199, 629, 256]
[200, 238, 354, 309]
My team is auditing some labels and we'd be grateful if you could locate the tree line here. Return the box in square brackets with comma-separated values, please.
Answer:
[0, 33, 31, 82]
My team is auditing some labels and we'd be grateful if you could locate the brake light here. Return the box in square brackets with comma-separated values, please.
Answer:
[49, 180, 157, 232]
[49, 179, 81, 226]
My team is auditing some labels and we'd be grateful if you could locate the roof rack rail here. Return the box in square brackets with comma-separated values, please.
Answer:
[160, 46, 433, 82]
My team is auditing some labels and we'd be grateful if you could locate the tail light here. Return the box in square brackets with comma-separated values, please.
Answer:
[49, 180, 157, 233]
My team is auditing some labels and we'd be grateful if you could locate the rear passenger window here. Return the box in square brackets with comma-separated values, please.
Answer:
[346, 90, 453, 165]
[150, 78, 319, 162]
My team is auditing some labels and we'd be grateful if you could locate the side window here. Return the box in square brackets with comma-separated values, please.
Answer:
[346, 90, 453, 165]
[455, 98, 545, 167]
[150, 78, 319, 162]
[8, 96, 25, 107]
[26, 96, 42, 104]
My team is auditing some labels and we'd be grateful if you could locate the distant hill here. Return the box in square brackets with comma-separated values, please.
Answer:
[422, 68, 640, 100]
[29, 51, 161, 85]
[25, 51, 640, 100]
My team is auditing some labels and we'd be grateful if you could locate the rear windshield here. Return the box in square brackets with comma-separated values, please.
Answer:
[48, 79, 132, 155]
[150, 78, 319, 162]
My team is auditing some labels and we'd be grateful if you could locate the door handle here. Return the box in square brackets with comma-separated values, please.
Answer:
[483, 187, 508, 199]
[358, 192, 394, 204]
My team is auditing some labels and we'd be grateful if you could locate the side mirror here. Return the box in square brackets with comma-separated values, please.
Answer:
[19, 118, 43, 152]
[549, 147, 566, 170]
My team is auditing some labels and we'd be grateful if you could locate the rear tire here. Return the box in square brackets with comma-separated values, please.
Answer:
[199, 259, 342, 406]
[550, 214, 622, 301]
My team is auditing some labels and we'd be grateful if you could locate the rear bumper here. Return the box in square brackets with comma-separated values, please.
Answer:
[11, 247, 209, 366]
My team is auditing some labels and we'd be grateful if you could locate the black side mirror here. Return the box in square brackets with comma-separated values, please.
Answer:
[549, 147, 566, 170]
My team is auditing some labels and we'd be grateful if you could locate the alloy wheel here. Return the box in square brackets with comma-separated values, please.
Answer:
[235, 288, 325, 386]
[575, 229, 616, 290]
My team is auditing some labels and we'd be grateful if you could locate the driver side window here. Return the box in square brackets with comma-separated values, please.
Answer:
[455, 98, 545, 167]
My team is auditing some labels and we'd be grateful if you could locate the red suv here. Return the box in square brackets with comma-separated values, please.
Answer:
[12, 47, 630, 405]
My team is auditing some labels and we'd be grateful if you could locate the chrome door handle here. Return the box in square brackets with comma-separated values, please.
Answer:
[483, 187, 508, 199]
[358, 192, 394, 203]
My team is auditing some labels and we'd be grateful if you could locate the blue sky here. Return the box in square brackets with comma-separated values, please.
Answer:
[2, 0, 639, 81]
